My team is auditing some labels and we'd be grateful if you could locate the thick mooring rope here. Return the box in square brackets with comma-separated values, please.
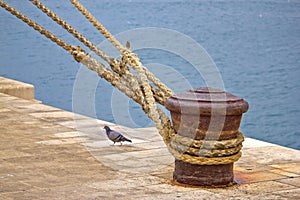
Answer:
[70, 0, 173, 98]
[0, 0, 243, 165]
[29, 0, 166, 106]
[0, 1, 72, 53]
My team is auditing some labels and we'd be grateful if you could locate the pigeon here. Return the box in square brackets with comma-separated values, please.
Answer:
[103, 126, 132, 145]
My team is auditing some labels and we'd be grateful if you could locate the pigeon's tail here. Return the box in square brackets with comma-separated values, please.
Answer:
[124, 137, 132, 143]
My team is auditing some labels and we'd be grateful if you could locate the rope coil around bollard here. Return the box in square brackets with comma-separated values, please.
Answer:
[0, 0, 244, 166]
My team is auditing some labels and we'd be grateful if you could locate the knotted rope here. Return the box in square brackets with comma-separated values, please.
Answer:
[0, 0, 243, 165]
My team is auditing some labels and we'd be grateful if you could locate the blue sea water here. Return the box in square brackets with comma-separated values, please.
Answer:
[0, 0, 299, 149]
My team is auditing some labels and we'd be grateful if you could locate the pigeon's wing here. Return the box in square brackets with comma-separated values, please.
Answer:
[108, 130, 131, 143]
[108, 130, 123, 142]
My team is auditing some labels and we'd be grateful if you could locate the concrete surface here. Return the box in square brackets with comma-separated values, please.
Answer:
[0, 92, 299, 200]
[0, 77, 34, 100]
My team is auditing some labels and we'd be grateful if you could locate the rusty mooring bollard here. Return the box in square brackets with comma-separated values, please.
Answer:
[165, 87, 249, 187]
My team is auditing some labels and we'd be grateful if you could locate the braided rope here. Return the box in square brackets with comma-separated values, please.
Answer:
[30, 0, 112, 64]
[30, 0, 168, 106]
[173, 131, 244, 150]
[126, 54, 164, 130]
[0, 0, 72, 53]
[0, 0, 145, 112]
[169, 148, 242, 165]
[0, 0, 244, 165]
[70, 0, 173, 98]
[170, 142, 242, 158]
[69, 0, 124, 52]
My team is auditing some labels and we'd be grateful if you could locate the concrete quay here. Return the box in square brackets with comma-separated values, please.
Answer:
[0, 80, 300, 199]
[0, 77, 34, 100]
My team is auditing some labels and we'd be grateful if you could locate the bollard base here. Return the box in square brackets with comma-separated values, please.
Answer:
[173, 159, 234, 188]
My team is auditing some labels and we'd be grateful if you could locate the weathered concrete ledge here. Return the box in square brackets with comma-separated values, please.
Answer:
[0, 79, 299, 199]
[0, 76, 34, 100]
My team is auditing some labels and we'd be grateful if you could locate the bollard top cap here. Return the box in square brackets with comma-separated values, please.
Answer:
[172, 87, 243, 102]
[165, 87, 249, 115]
